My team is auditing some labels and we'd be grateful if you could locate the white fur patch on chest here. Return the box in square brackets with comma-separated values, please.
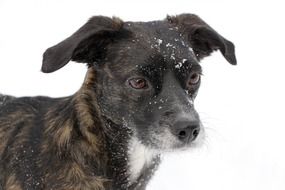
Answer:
[128, 137, 158, 183]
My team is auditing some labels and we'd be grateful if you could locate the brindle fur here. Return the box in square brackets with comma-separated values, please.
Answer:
[0, 14, 236, 190]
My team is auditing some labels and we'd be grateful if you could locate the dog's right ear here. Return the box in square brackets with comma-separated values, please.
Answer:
[42, 16, 129, 73]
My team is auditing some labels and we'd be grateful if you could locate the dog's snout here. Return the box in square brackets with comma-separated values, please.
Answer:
[172, 120, 200, 142]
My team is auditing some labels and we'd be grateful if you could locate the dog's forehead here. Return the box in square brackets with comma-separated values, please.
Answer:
[126, 20, 196, 59]
[107, 21, 198, 74]
[125, 21, 197, 67]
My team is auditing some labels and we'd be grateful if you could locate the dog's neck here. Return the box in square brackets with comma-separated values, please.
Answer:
[45, 68, 161, 190]
[80, 68, 161, 189]
[103, 118, 161, 190]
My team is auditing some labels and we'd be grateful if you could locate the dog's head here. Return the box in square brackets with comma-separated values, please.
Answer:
[42, 14, 236, 151]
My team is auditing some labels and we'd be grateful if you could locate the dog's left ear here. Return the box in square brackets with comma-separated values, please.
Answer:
[42, 16, 130, 73]
[167, 14, 237, 65]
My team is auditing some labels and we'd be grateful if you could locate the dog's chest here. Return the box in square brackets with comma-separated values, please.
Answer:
[127, 138, 158, 184]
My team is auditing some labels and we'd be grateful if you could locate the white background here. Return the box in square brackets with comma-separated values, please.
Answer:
[1, 0, 285, 189]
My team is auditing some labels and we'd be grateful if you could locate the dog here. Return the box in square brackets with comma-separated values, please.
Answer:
[0, 14, 236, 190]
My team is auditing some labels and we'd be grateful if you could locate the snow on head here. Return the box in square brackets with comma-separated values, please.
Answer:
[174, 58, 188, 69]
[175, 62, 182, 69]
[150, 37, 164, 50]
[157, 39, 163, 46]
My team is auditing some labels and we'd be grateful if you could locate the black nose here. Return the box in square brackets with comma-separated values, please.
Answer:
[172, 120, 200, 142]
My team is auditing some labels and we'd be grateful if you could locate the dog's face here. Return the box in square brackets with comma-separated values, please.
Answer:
[42, 14, 236, 151]
[96, 24, 203, 150]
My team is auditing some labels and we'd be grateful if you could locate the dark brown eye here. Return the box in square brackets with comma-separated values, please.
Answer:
[129, 78, 148, 89]
[188, 72, 200, 85]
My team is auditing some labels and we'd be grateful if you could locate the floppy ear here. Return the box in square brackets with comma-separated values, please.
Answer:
[167, 14, 237, 65]
[42, 16, 129, 73]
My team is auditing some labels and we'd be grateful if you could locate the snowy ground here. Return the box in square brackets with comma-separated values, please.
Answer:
[0, 0, 285, 189]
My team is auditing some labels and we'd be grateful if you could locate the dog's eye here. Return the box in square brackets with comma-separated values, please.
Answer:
[129, 78, 148, 89]
[188, 72, 200, 85]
